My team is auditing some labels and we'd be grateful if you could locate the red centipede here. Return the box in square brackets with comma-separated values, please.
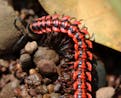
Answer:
[28, 14, 95, 98]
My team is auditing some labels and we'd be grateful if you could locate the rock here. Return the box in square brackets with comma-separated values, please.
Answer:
[19, 53, 32, 71]
[0, 59, 9, 67]
[29, 68, 37, 75]
[63, 72, 71, 81]
[20, 85, 31, 98]
[106, 75, 121, 88]
[0, 75, 15, 87]
[25, 73, 42, 86]
[29, 88, 37, 96]
[47, 84, 54, 93]
[0, 59, 9, 72]
[43, 78, 52, 85]
[36, 60, 57, 74]
[96, 87, 115, 98]
[34, 47, 59, 64]
[43, 94, 50, 98]
[20, 53, 31, 64]
[54, 83, 61, 92]
[14, 67, 27, 79]
[0, 79, 20, 98]
[0, 0, 22, 55]
[36, 94, 43, 98]
[50, 93, 60, 98]
[36, 85, 48, 94]
[24, 41, 38, 54]
[112, 84, 121, 98]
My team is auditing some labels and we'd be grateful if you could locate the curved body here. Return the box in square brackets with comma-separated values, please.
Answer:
[29, 14, 95, 98]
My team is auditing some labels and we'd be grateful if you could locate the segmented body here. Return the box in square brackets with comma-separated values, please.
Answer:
[28, 14, 93, 98]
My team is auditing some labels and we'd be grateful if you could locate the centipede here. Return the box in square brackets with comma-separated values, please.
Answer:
[28, 14, 97, 98]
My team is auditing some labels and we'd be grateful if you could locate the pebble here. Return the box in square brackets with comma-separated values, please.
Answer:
[14, 88, 21, 97]
[0, 0, 22, 55]
[15, 69, 27, 79]
[25, 41, 38, 54]
[47, 84, 54, 93]
[96, 87, 115, 98]
[29, 88, 37, 96]
[43, 94, 50, 98]
[43, 78, 52, 85]
[54, 83, 61, 92]
[0, 75, 16, 88]
[25, 73, 42, 86]
[18, 85, 32, 98]
[19, 53, 32, 71]
[36, 60, 57, 74]
[106, 75, 121, 88]
[50, 93, 60, 98]
[34, 47, 59, 64]
[0, 79, 20, 98]
[63, 72, 71, 80]
[29, 68, 37, 75]
[0, 59, 9, 67]
[36, 85, 48, 94]
[20, 53, 31, 63]
[35, 94, 43, 98]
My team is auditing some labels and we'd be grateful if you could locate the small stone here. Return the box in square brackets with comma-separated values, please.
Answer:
[29, 88, 37, 96]
[20, 48, 26, 55]
[21, 90, 30, 98]
[25, 41, 38, 54]
[0, 59, 9, 67]
[19, 85, 30, 98]
[37, 60, 57, 74]
[0, 67, 7, 72]
[47, 84, 54, 93]
[96, 87, 115, 98]
[16, 63, 22, 70]
[43, 78, 52, 85]
[63, 72, 71, 80]
[43, 94, 50, 98]
[29, 69, 37, 75]
[9, 62, 15, 73]
[14, 87, 21, 96]
[0, 0, 22, 55]
[25, 73, 42, 86]
[36, 94, 42, 98]
[0, 75, 16, 87]
[36, 85, 48, 94]
[20, 53, 31, 64]
[19, 53, 31, 64]
[19, 53, 32, 71]
[54, 83, 61, 92]
[34, 47, 59, 64]
[15, 69, 27, 79]
[50, 93, 60, 98]
[0, 79, 20, 98]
